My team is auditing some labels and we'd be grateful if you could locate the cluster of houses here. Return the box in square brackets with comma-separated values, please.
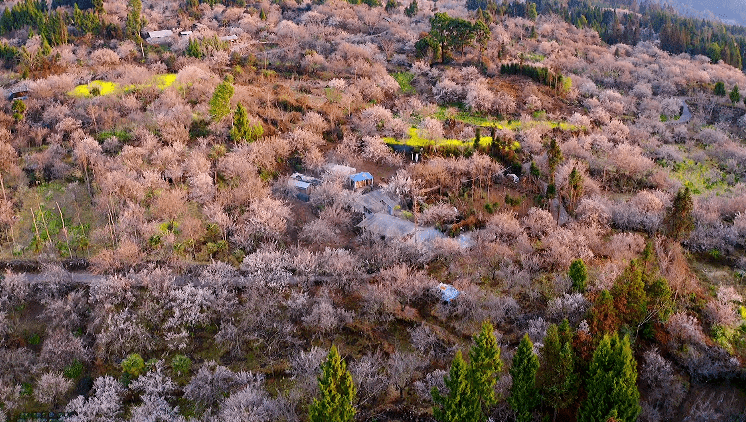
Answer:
[287, 164, 463, 303]
[142, 26, 239, 44]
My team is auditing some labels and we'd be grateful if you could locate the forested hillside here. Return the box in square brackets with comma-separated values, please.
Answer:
[0, 0, 745, 421]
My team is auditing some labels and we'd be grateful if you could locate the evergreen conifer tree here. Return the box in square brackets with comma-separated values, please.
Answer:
[432, 350, 475, 422]
[730, 85, 741, 104]
[209, 75, 235, 121]
[578, 333, 640, 422]
[468, 320, 502, 418]
[309, 345, 356, 422]
[663, 187, 694, 240]
[714, 81, 726, 96]
[186, 38, 202, 58]
[547, 138, 562, 184]
[591, 290, 619, 335]
[126, 0, 145, 40]
[404, 0, 418, 17]
[611, 260, 648, 326]
[230, 103, 252, 142]
[537, 321, 578, 421]
[508, 334, 539, 422]
[526, 2, 537, 20]
[568, 259, 587, 293]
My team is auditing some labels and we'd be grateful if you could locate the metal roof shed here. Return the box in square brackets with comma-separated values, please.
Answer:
[437, 283, 460, 303]
[357, 213, 415, 239]
[349, 172, 373, 190]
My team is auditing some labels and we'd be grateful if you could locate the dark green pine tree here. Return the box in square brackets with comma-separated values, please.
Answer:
[568, 258, 587, 293]
[404, 0, 418, 17]
[547, 138, 562, 184]
[230, 103, 251, 142]
[526, 2, 537, 20]
[309, 345, 356, 422]
[468, 320, 502, 419]
[578, 333, 640, 422]
[186, 38, 202, 58]
[432, 350, 476, 422]
[714, 81, 726, 96]
[568, 166, 583, 208]
[508, 334, 540, 422]
[662, 187, 694, 240]
[730, 85, 741, 105]
[611, 260, 648, 327]
[126, 0, 145, 40]
[537, 320, 578, 421]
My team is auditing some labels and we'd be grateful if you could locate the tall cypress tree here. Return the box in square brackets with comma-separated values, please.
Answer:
[663, 187, 694, 240]
[508, 334, 540, 422]
[591, 289, 619, 335]
[432, 350, 475, 422]
[578, 333, 640, 422]
[468, 320, 502, 419]
[126, 0, 144, 40]
[611, 260, 648, 327]
[568, 259, 587, 293]
[537, 320, 578, 421]
[209, 75, 235, 121]
[309, 345, 356, 422]
[230, 103, 250, 142]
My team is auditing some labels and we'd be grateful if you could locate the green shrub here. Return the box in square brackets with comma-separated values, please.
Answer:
[171, 354, 192, 376]
[121, 353, 145, 377]
[64, 359, 84, 379]
[27, 333, 41, 346]
[504, 194, 522, 206]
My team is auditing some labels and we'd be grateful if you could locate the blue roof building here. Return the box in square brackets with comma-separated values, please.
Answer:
[438, 283, 460, 303]
[349, 172, 373, 190]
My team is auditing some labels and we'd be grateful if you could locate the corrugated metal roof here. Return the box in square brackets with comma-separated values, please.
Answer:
[147, 30, 174, 38]
[357, 213, 415, 238]
[351, 190, 398, 214]
[350, 172, 373, 182]
[288, 179, 311, 190]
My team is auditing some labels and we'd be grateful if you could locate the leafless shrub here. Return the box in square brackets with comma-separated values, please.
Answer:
[413, 369, 447, 403]
[184, 362, 257, 409]
[639, 349, 686, 422]
[40, 330, 91, 369]
[34, 372, 73, 406]
[302, 295, 353, 334]
[420, 203, 459, 226]
[65, 376, 124, 422]
[350, 352, 387, 409]
[547, 293, 590, 324]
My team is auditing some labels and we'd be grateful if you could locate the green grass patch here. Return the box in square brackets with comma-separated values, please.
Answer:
[670, 159, 729, 195]
[96, 129, 132, 143]
[68, 74, 178, 98]
[431, 107, 577, 131]
[392, 71, 416, 95]
[519, 52, 546, 62]
[385, 127, 520, 150]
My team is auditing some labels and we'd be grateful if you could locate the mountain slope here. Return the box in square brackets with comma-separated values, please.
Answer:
[662, 0, 746, 26]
